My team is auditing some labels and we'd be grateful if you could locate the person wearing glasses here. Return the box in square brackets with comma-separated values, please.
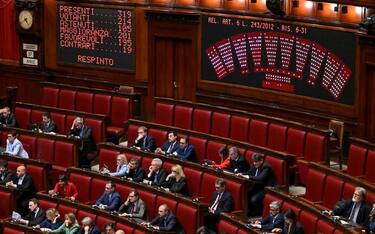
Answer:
[94, 181, 121, 211]
[162, 164, 188, 196]
[118, 189, 147, 221]
[155, 131, 180, 155]
[132, 126, 156, 152]
[173, 136, 196, 162]
[107, 154, 128, 178]
[5, 130, 28, 158]
[250, 200, 284, 231]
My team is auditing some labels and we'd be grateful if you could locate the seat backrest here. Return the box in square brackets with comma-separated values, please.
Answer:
[341, 182, 356, 200]
[58, 89, 76, 110]
[39, 199, 57, 211]
[299, 210, 318, 234]
[116, 223, 134, 234]
[140, 157, 153, 175]
[365, 150, 375, 183]
[36, 138, 55, 162]
[14, 107, 31, 129]
[42, 87, 59, 107]
[76, 210, 97, 225]
[139, 190, 157, 219]
[0, 190, 12, 219]
[93, 94, 111, 116]
[95, 216, 112, 231]
[304, 133, 326, 162]
[211, 112, 231, 138]
[76, 91, 94, 113]
[183, 167, 203, 197]
[111, 96, 130, 127]
[57, 204, 77, 218]
[19, 135, 36, 158]
[91, 178, 108, 203]
[192, 108, 212, 134]
[304, 168, 326, 202]
[148, 128, 167, 148]
[322, 175, 344, 209]
[154, 102, 174, 125]
[230, 115, 249, 142]
[225, 180, 243, 211]
[267, 123, 287, 152]
[282, 202, 301, 217]
[98, 148, 121, 172]
[85, 118, 103, 143]
[347, 144, 367, 177]
[265, 156, 286, 185]
[199, 173, 218, 204]
[3, 227, 25, 234]
[217, 220, 239, 234]
[206, 141, 226, 164]
[189, 136, 207, 163]
[156, 196, 178, 213]
[30, 110, 44, 125]
[26, 165, 45, 191]
[127, 124, 139, 146]
[69, 172, 92, 203]
[248, 119, 269, 147]
[51, 112, 66, 135]
[117, 184, 132, 200]
[316, 219, 335, 234]
[65, 115, 76, 135]
[54, 141, 75, 167]
[262, 193, 283, 217]
[286, 128, 306, 158]
[174, 105, 193, 130]
[177, 203, 198, 234]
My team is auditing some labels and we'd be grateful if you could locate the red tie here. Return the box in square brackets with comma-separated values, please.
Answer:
[211, 192, 223, 212]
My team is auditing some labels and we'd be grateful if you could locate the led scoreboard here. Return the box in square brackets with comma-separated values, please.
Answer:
[57, 3, 135, 71]
[202, 15, 356, 105]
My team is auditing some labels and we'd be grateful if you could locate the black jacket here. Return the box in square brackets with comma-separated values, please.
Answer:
[162, 177, 189, 196]
[333, 200, 371, 226]
[0, 169, 16, 185]
[228, 154, 249, 173]
[0, 113, 17, 127]
[23, 208, 46, 226]
[39, 120, 57, 133]
[70, 125, 96, 154]
[133, 135, 156, 152]
[146, 169, 168, 186]
[244, 162, 276, 191]
[209, 190, 234, 216]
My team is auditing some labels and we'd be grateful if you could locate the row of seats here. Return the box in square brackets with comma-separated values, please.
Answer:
[0, 189, 12, 219]
[15, 105, 105, 143]
[67, 168, 200, 234]
[41, 84, 132, 137]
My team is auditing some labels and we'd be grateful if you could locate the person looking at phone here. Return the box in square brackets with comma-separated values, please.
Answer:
[118, 189, 147, 221]
[50, 174, 78, 201]
[35, 208, 63, 231]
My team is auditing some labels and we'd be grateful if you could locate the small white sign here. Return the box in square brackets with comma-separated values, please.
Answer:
[23, 57, 38, 66]
[26, 51, 34, 58]
[22, 43, 38, 51]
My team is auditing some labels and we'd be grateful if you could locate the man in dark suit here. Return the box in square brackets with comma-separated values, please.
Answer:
[242, 153, 276, 216]
[273, 209, 304, 234]
[227, 147, 249, 173]
[77, 216, 101, 234]
[332, 186, 371, 226]
[0, 106, 17, 127]
[204, 178, 234, 232]
[132, 126, 156, 152]
[70, 117, 97, 167]
[145, 204, 185, 233]
[19, 198, 46, 226]
[95, 181, 122, 211]
[39, 111, 57, 133]
[6, 165, 36, 216]
[155, 131, 180, 155]
[173, 136, 196, 162]
[251, 200, 284, 231]
[0, 160, 16, 185]
[144, 158, 167, 186]
[124, 158, 145, 182]
[119, 189, 147, 221]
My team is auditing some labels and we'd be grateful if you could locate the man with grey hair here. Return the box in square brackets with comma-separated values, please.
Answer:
[77, 216, 100, 234]
[251, 200, 284, 231]
[227, 147, 249, 173]
[145, 158, 167, 186]
[332, 186, 371, 225]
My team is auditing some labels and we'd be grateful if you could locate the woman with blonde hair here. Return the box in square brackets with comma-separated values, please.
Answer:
[36, 208, 63, 231]
[162, 164, 189, 196]
[48, 212, 80, 234]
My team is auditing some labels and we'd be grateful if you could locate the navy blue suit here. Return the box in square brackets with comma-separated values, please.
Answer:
[369, 218, 375, 233]
[160, 141, 180, 155]
[150, 212, 185, 233]
[133, 135, 156, 152]
[146, 168, 168, 186]
[228, 154, 249, 173]
[175, 144, 196, 162]
[260, 213, 284, 231]
[95, 191, 121, 211]
[125, 167, 145, 182]
[333, 200, 371, 226]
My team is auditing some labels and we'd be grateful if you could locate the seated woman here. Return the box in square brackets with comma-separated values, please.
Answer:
[36, 208, 63, 231]
[47, 212, 80, 234]
[209, 146, 230, 169]
[162, 164, 188, 196]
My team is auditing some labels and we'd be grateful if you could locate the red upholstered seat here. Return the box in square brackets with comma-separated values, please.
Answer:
[30, 110, 43, 125]
[367, 191, 375, 204]
[217, 220, 239, 233]
[7, 161, 18, 172]
[19, 135, 36, 158]
[265, 156, 286, 185]
[296, 159, 309, 185]
[26, 165, 45, 191]
[58, 89, 76, 110]
[76, 91, 94, 113]
[65, 115, 76, 135]
[139, 190, 157, 219]
[184, 167, 203, 197]
[347, 144, 367, 177]
[54, 141, 75, 167]
[96, 216, 112, 230]
[76, 210, 97, 224]
[189, 136, 207, 162]
[365, 150, 375, 183]
[342, 182, 356, 200]
[39, 199, 57, 211]
[140, 157, 153, 174]
[262, 193, 283, 217]
[134, 230, 146, 234]
[299, 210, 318, 234]
[163, 162, 174, 172]
[116, 223, 134, 234]
[200, 173, 218, 204]
[177, 203, 198, 234]
[51, 113, 66, 135]
[36, 138, 55, 162]
[111, 96, 130, 127]
[286, 128, 306, 158]
[91, 178, 107, 204]
[1, 131, 7, 146]
[156, 196, 178, 213]
[225, 180, 243, 211]
[192, 108, 212, 134]
[334, 230, 344, 234]
[98, 148, 121, 172]
[0, 190, 12, 219]
[303, 168, 326, 203]
[14, 107, 31, 129]
[248, 119, 269, 147]
[282, 202, 301, 217]
[117, 184, 132, 199]
[69, 173, 92, 203]
[57, 204, 77, 217]
[42, 87, 59, 107]
[211, 112, 230, 138]
[237, 229, 248, 234]
[230, 115, 249, 142]
[206, 141, 226, 164]
[174, 105, 193, 129]
[316, 175, 343, 210]
[3, 227, 25, 234]
[94, 94, 111, 116]
[245, 150, 256, 165]
[148, 128, 167, 148]
[155, 102, 174, 125]
[267, 124, 287, 152]
[304, 133, 326, 162]
[127, 124, 139, 147]
[85, 118, 103, 143]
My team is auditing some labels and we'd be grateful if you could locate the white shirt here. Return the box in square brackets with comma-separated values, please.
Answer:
[6, 138, 29, 158]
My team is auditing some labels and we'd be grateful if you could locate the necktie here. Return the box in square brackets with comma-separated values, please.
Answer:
[167, 142, 174, 154]
[143, 137, 146, 148]
[255, 169, 259, 176]
[211, 192, 223, 212]
[349, 203, 358, 222]
[154, 172, 158, 183]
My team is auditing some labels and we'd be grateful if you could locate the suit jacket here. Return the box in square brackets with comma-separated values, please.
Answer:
[150, 212, 185, 233]
[13, 173, 36, 199]
[160, 141, 180, 155]
[162, 177, 189, 196]
[118, 198, 147, 220]
[0, 113, 17, 127]
[70, 125, 96, 154]
[39, 218, 63, 230]
[281, 222, 304, 234]
[77, 224, 101, 234]
[0, 169, 16, 185]
[369, 218, 375, 233]
[175, 144, 196, 162]
[95, 191, 122, 211]
[244, 162, 276, 191]
[146, 168, 168, 186]
[39, 120, 57, 133]
[23, 208, 46, 226]
[333, 200, 371, 226]
[125, 167, 145, 182]
[209, 190, 234, 216]
[260, 213, 284, 231]
[133, 135, 156, 152]
[228, 154, 249, 173]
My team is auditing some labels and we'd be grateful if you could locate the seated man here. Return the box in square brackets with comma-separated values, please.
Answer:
[250, 201, 284, 231]
[5, 130, 29, 158]
[118, 189, 147, 221]
[0, 160, 16, 185]
[107, 154, 128, 178]
[77, 216, 100, 234]
[6, 165, 36, 216]
[173, 136, 196, 162]
[131, 126, 156, 152]
[204, 178, 234, 232]
[50, 174, 78, 201]
[39, 111, 57, 133]
[332, 186, 371, 226]
[19, 198, 46, 226]
[369, 203, 375, 233]
[155, 131, 179, 155]
[124, 158, 144, 182]
[142, 204, 185, 233]
[242, 153, 275, 216]
[272, 209, 304, 234]
[95, 181, 122, 211]
[70, 117, 96, 167]
[227, 147, 249, 173]
[0, 106, 17, 127]
[144, 158, 167, 186]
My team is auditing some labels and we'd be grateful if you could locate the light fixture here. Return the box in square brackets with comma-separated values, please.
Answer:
[317, 2, 323, 10]
[341, 5, 348, 14]
[251, 0, 257, 3]
[292, 0, 299, 8]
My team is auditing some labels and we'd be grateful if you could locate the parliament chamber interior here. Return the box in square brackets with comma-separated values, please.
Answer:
[0, 0, 374, 233]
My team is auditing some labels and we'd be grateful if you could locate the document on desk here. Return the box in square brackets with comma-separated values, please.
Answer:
[12, 211, 21, 221]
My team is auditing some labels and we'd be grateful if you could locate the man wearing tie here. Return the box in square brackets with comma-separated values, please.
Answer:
[155, 131, 180, 155]
[132, 126, 156, 152]
[39, 111, 57, 133]
[143, 204, 185, 233]
[204, 178, 234, 232]
[332, 187, 371, 226]
[118, 189, 147, 221]
[251, 200, 284, 231]
[19, 198, 46, 226]
[173, 136, 196, 162]
[95, 181, 122, 211]
[145, 158, 167, 186]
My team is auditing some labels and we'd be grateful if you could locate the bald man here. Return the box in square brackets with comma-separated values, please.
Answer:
[144, 204, 185, 233]
[115, 231, 125, 234]
[6, 165, 36, 215]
